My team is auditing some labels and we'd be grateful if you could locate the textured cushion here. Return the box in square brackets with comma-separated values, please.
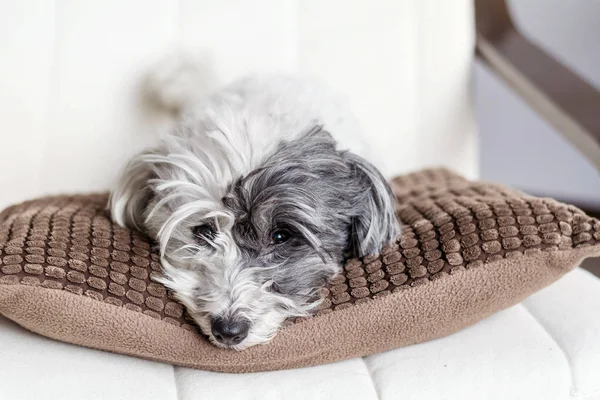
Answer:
[0, 168, 599, 373]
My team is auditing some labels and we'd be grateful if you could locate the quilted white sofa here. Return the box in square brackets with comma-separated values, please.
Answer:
[1, 1, 600, 399]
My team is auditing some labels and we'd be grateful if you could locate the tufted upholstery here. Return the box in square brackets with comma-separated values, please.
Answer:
[3, 168, 599, 327]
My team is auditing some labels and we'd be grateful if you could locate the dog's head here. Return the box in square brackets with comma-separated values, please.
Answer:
[110, 125, 399, 350]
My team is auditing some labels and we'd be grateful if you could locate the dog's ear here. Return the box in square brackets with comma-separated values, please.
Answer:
[344, 153, 400, 257]
[109, 149, 157, 232]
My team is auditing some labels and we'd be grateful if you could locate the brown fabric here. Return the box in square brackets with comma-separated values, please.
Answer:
[1, 168, 599, 373]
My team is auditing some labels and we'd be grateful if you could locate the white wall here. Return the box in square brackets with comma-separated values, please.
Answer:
[476, 0, 600, 206]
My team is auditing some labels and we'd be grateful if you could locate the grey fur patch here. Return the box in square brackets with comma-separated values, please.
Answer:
[222, 125, 400, 299]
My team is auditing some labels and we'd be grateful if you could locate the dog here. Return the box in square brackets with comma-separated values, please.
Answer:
[110, 55, 400, 350]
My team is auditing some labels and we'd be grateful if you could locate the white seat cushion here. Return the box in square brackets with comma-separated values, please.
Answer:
[0, 317, 178, 400]
[523, 269, 600, 399]
[2, 267, 599, 400]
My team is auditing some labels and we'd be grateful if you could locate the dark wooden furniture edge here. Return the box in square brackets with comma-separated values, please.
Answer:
[474, 0, 600, 170]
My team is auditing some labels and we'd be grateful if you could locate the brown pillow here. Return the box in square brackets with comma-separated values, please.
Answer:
[1, 168, 599, 373]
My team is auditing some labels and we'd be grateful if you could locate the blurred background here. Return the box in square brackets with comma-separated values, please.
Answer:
[476, 0, 600, 274]
[478, 0, 600, 209]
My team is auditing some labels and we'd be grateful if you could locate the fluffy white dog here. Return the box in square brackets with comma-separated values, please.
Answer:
[110, 55, 399, 350]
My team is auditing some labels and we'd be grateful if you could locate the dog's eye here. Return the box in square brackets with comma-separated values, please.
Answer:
[270, 282, 282, 293]
[192, 224, 216, 242]
[271, 230, 291, 245]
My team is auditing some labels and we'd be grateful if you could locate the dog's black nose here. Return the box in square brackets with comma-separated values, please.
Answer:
[211, 317, 250, 346]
